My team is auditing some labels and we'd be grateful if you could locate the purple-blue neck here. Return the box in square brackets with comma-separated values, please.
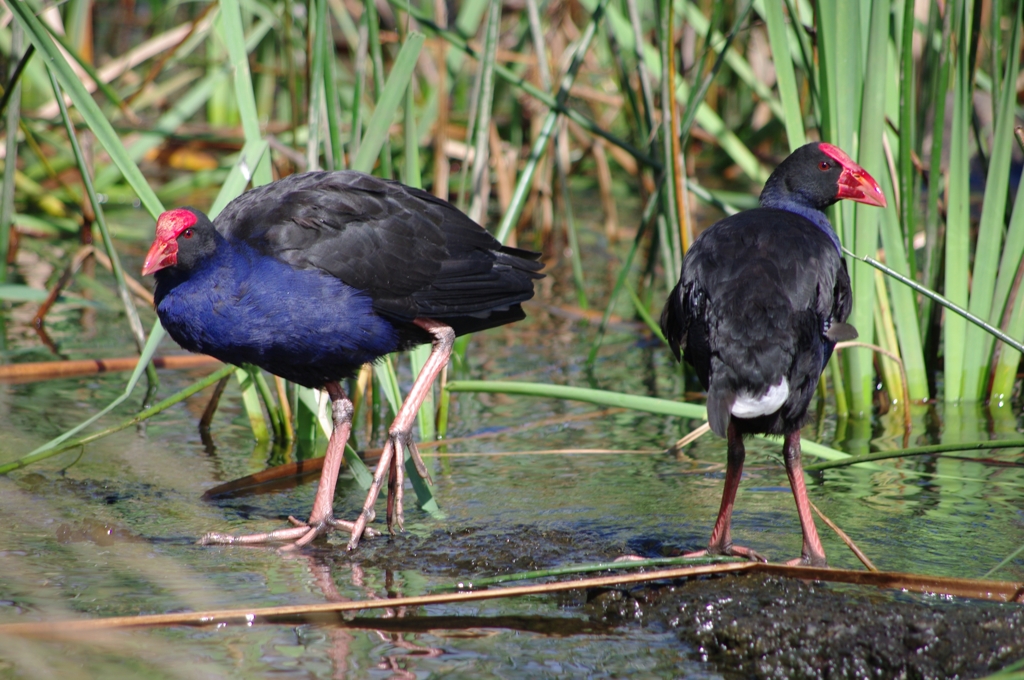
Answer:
[759, 193, 842, 255]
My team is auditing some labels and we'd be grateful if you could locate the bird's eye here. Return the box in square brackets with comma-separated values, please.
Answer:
[818, 161, 831, 171]
[183, 228, 194, 239]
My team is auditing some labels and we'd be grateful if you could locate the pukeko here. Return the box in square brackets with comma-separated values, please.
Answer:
[660, 142, 885, 566]
[142, 170, 543, 551]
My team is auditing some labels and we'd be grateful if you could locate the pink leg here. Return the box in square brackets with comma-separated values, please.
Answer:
[387, 445, 399, 531]
[200, 381, 380, 548]
[684, 421, 767, 562]
[346, 319, 455, 551]
[782, 431, 827, 567]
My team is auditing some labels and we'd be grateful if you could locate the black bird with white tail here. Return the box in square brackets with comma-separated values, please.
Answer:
[660, 142, 886, 566]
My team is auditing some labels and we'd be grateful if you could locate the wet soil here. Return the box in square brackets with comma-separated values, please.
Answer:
[353, 524, 619, 577]
[590, 572, 1024, 679]
[328, 528, 1024, 679]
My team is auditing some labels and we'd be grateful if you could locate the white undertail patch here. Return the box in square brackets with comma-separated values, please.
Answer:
[731, 379, 790, 419]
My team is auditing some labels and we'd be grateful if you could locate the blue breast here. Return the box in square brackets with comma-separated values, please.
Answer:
[154, 241, 400, 387]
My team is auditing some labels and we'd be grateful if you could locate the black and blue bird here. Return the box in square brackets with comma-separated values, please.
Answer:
[660, 142, 886, 566]
[143, 171, 543, 551]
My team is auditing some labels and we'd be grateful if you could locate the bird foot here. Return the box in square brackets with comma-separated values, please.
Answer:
[198, 515, 381, 550]
[684, 544, 769, 563]
[785, 554, 828, 568]
[392, 429, 433, 484]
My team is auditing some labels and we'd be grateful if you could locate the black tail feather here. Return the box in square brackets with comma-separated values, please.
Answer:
[706, 384, 733, 438]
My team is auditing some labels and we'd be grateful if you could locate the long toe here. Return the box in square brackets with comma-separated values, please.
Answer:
[199, 523, 315, 546]
[723, 545, 768, 563]
[199, 516, 380, 550]
[685, 544, 768, 563]
[328, 518, 382, 537]
[785, 554, 828, 568]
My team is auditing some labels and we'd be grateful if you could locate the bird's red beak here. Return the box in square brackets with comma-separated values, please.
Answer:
[141, 238, 178, 276]
[819, 142, 888, 208]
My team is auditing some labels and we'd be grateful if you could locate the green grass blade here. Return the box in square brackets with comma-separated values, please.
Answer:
[657, 0, 681, 278]
[306, 0, 327, 170]
[586, 182, 662, 365]
[920, 4, 954, 350]
[622, 0, 658, 143]
[208, 140, 270, 217]
[814, 0, 839, 146]
[762, 0, 805, 149]
[989, 199, 1024, 343]
[322, 0, 345, 169]
[6, 319, 167, 469]
[95, 71, 226, 190]
[625, 281, 666, 344]
[843, 247, 1024, 355]
[678, 3, 753, 147]
[667, 70, 770, 184]
[391, 0, 658, 170]
[897, 0, 918, 274]
[0, 364, 237, 475]
[804, 438, 1024, 472]
[364, 0, 393, 177]
[845, 0, 889, 416]
[466, 0, 500, 224]
[47, 67, 148, 354]
[681, 2, 784, 120]
[873, 270, 904, 400]
[92, 15, 273, 190]
[218, 0, 273, 186]
[944, 0, 973, 404]
[991, 276, 1024, 401]
[875, 138, 928, 400]
[818, 0, 861, 263]
[494, 0, 611, 243]
[373, 356, 402, 416]
[250, 368, 286, 440]
[655, 0, 679, 280]
[989, 188, 1024, 400]
[0, 29, 23, 283]
[236, 368, 271, 443]
[6, 0, 162, 217]
[638, 2, 768, 183]
[445, 380, 854, 462]
[36, 15, 131, 117]
[447, 379, 708, 418]
[351, 33, 425, 174]
[961, 6, 1021, 399]
[294, 385, 324, 460]
[0, 285, 49, 302]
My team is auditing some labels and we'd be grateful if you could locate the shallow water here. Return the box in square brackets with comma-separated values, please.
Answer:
[2, 264, 1024, 679]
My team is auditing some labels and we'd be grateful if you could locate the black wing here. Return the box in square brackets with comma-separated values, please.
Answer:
[214, 171, 543, 326]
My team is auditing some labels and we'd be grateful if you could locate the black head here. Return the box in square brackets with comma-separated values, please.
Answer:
[142, 208, 220, 276]
[759, 142, 887, 212]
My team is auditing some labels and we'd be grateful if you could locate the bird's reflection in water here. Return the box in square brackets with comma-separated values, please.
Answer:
[288, 553, 442, 679]
[280, 552, 614, 679]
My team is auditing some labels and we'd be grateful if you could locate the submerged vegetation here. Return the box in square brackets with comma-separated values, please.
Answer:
[0, 0, 1022, 515]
